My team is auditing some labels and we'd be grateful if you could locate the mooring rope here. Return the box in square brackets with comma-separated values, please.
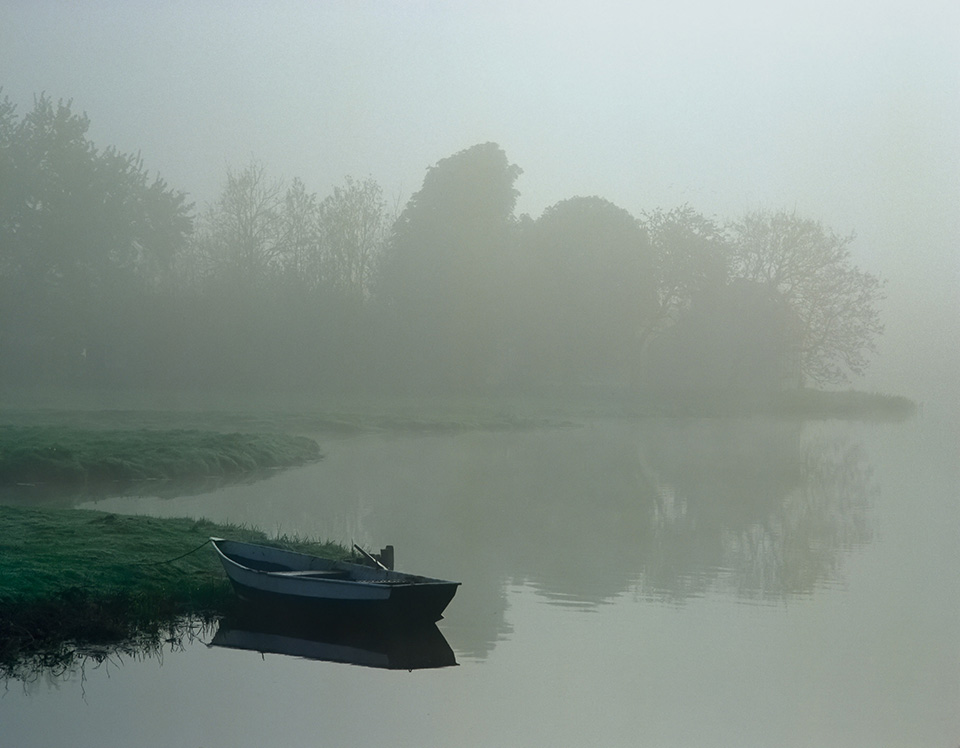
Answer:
[140, 538, 213, 566]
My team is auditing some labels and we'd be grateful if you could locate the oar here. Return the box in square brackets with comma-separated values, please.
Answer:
[353, 543, 388, 570]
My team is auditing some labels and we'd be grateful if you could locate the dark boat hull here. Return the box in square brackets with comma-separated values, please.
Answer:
[212, 538, 459, 625]
[225, 576, 459, 625]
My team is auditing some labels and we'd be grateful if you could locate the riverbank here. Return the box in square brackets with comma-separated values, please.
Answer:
[628, 388, 917, 420]
[0, 505, 348, 677]
[0, 387, 917, 436]
[0, 425, 321, 487]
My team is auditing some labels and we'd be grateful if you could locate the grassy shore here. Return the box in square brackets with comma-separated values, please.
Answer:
[0, 389, 914, 677]
[625, 389, 917, 420]
[0, 425, 321, 487]
[0, 505, 348, 677]
[1, 386, 917, 434]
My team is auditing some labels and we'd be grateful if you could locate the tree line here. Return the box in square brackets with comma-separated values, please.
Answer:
[0, 93, 884, 397]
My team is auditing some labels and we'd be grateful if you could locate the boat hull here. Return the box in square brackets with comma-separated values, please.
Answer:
[211, 538, 459, 624]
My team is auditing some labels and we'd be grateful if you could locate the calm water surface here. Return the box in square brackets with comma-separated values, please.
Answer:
[2, 412, 958, 747]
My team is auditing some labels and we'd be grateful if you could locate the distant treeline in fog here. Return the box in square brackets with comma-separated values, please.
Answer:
[0, 94, 884, 396]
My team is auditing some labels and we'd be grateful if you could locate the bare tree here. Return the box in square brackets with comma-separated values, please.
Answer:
[278, 177, 320, 285]
[200, 159, 284, 286]
[317, 175, 390, 301]
[727, 209, 885, 386]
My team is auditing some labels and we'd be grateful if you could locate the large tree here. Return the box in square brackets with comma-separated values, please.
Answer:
[518, 196, 655, 388]
[377, 142, 522, 390]
[641, 279, 802, 393]
[0, 93, 192, 384]
[641, 206, 727, 339]
[726, 209, 884, 386]
[633, 205, 728, 389]
[0, 94, 192, 292]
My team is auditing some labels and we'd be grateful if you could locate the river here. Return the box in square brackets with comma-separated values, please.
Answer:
[2, 410, 957, 747]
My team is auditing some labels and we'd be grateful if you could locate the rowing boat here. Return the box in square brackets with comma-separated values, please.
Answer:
[210, 538, 460, 624]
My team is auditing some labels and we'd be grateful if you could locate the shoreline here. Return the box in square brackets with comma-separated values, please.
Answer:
[0, 505, 348, 678]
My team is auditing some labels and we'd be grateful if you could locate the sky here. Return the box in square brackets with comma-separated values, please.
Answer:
[1, 0, 958, 403]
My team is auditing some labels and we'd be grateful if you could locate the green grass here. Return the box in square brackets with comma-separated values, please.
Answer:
[0, 425, 321, 486]
[0, 505, 349, 676]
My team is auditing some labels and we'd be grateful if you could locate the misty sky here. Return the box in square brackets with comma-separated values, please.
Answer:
[1, 0, 957, 403]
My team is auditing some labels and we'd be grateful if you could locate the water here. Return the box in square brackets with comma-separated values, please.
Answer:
[2, 412, 957, 747]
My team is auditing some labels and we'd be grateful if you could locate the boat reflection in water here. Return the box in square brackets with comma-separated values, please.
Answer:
[210, 608, 457, 671]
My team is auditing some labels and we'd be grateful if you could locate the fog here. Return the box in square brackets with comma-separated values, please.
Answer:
[2, 7, 959, 745]
[1, 0, 957, 404]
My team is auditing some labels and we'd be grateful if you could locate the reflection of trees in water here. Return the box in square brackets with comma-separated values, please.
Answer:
[338, 421, 876, 661]
[338, 426, 657, 661]
[51, 422, 870, 665]
[635, 420, 875, 601]
[0, 421, 876, 673]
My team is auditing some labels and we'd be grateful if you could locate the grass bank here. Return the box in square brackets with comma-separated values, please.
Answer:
[0, 425, 321, 487]
[0, 505, 348, 676]
[0, 388, 916, 443]
[624, 389, 917, 420]
[303, 389, 917, 422]
[763, 389, 917, 419]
